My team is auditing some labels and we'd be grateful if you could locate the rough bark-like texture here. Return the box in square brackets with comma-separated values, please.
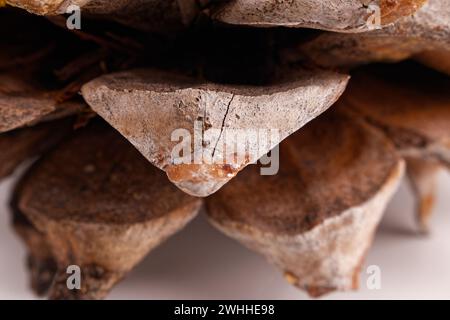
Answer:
[206, 109, 404, 296]
[6, 0, 199, 33]
[81, 68, 349, 197]
[17, 121, 202, 299]
[212, 0, 426, 32]
[298, 0, 450, 71]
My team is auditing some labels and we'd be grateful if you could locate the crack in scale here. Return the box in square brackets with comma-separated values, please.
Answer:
[212, 94, 235, 159]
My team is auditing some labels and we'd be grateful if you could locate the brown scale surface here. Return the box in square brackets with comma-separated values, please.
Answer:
[0, 118, 75, 179]
[343, 63, 450, 147]
[18, 120, 199, 224]
[207, 108, 400, 235]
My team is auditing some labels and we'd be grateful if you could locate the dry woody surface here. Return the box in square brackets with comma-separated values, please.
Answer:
[0, 0, 449, 299]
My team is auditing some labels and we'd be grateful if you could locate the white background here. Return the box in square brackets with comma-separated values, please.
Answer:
[0, 169, 449, 300]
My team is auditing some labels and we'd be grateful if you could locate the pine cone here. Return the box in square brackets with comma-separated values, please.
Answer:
[0, 0, 448, 299]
